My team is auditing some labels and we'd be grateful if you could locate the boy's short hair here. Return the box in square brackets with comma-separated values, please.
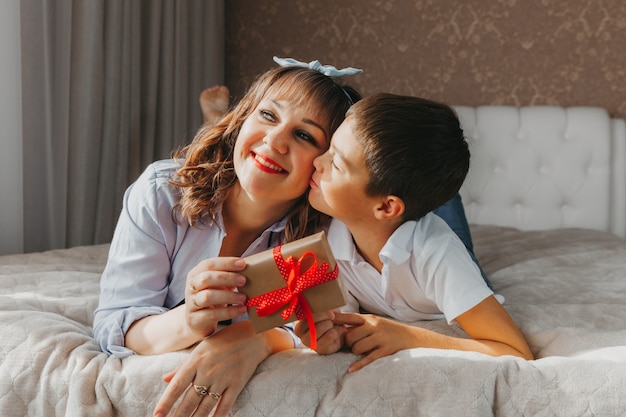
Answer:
[348, 93, 469, 221]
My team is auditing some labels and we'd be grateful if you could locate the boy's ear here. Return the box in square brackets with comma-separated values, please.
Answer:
[374, 195, 405, 220]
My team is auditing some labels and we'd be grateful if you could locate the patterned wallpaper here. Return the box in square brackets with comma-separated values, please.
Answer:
[225, 0, 626, 120]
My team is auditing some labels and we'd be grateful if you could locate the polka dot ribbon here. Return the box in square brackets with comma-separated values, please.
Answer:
[246, 246, 339, 350]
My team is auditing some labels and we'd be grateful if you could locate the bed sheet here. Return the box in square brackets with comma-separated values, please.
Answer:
[1, 227, 625, 416]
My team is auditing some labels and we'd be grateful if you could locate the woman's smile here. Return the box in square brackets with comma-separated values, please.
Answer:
[251, 151, 286, 174]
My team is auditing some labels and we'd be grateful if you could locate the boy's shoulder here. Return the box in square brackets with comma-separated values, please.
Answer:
[397, 213, 460, 245]
[389, 213, 469, 262]
[415, 212, 458, 236]
[326, 214, 459, 261]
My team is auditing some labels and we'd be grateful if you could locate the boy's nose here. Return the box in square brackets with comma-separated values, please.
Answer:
[313, 152, 326, 171]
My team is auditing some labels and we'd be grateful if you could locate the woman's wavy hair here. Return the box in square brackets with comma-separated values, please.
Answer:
[170, 66, 360, 242]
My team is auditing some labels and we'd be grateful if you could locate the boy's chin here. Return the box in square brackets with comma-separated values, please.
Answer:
[307, 196, 327, 216]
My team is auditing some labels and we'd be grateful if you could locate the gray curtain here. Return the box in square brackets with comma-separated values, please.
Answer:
[20, 0, 224, 253]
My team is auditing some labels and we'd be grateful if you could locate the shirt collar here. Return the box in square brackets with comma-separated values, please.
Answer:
[327, 219, 356, 261]
[328, 218, 417, 265]
[379, 220, 416, 265]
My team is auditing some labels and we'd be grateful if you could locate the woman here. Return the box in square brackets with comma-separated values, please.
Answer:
[93, 57, 362, 417]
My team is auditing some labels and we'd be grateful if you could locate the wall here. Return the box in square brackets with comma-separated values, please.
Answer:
[225, 0, 626, 120]
[0, 0, 23, 255]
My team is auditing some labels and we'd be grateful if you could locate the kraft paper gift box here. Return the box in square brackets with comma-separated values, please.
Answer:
[240, 231, 346, 334]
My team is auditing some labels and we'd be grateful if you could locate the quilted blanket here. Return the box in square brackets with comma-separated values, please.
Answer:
[1, 226, 626, 416]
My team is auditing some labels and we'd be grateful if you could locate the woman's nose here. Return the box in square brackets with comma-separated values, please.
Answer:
[263, 131, 288, 154]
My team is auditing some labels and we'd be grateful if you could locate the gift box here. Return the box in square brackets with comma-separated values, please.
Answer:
[240, 231, 346, 341]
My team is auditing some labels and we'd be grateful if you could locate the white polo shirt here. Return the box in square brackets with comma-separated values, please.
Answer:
[327, 214, 495, 324]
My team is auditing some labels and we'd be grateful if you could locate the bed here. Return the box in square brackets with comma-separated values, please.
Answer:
[1, 105, 625, 416]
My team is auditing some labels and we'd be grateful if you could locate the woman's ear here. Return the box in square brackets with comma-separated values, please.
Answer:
[374, 195, 405, 220]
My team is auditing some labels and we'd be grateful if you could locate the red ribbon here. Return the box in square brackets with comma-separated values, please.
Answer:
[246, 246, 339, 350]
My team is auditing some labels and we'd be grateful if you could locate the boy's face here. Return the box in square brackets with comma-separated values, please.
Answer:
[309, 117, 379, 224]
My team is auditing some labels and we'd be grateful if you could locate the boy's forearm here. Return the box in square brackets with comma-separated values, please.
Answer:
[401, 325, 533, 360]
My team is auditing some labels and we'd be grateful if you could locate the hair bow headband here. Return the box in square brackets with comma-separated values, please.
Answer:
[273, 56, 363, 77]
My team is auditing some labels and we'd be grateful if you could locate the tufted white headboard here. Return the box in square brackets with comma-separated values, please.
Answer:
[455, 106, 626, 239]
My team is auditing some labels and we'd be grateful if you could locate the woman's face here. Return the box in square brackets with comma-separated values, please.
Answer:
[233, 96, 330, 208]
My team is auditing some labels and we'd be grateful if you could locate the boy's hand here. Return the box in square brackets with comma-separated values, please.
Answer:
[294, 311, 347, 354]
[332, 312, 412, 372]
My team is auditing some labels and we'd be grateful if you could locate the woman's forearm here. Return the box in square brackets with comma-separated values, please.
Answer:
[125, 306, 199, 355]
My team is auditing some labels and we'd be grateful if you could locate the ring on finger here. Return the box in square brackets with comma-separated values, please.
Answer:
[208, 391, 222, 401]
[193, 384, 209, 397]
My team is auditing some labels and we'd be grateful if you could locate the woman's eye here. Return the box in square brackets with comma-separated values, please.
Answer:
[330, 158, 338, 169]
[260, 110, 275, 122]
[296, 131, 318, 146]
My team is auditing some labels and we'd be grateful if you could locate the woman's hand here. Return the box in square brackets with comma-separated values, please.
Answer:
[294, 311, 347, 354]
[153, 321, 293, 417]
[125, 257, 249, 355]
[184, 257, 249, 340]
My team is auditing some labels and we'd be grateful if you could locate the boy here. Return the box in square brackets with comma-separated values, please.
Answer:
[301, 93, 533, 371]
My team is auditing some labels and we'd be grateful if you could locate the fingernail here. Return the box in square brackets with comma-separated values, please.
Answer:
[236, 275, 246, 286]
[233, 258, 246, 269]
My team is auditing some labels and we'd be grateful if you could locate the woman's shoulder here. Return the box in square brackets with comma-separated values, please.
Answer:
[125, 159, 182, 214]
[131, 159, 179, 192]
[142, 159, 179, 181]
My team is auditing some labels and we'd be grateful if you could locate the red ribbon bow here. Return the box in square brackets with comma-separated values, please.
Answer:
[246, 246, 339, 350]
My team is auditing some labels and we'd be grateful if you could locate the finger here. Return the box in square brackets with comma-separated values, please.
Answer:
[192, 288, 247, 310]
[212, 391, 235, 417]
[172, 384, 205, 417]
[332, 312, 366, 326]
[348, 352, 378, 373]
[313, 319, 337, 338]
[344, 325, 372, 349]
[190, 257, 247, 278]
[293, 318, 309, 338]
[315, 325, 347, 354]
[190, 270, 247, 294]
[154, 370, 197, 417]
[186, 304, 248, 330]
[161, 365, 180, 383]
[189, 388, 224, 417]
[187, 257, 247, 293]
[294, 317, 335, 346]
[312, 310, 335, 322]
[309, 319, 338, 349]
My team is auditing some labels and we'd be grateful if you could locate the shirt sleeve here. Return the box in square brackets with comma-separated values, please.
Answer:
[93, 163, 179, 357]
[419, 229, 494, 324]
